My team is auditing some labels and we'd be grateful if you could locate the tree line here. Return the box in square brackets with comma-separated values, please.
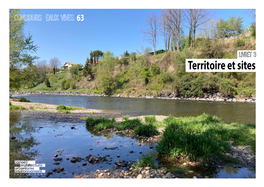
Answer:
[141, 9, 255, 55]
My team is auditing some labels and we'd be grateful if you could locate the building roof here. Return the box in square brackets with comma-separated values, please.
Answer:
[64, 62, 77, 66]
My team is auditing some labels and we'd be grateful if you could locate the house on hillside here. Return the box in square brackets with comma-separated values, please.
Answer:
[63, 62, 77, 70]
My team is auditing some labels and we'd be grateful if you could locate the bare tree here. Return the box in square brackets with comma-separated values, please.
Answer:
[185, 9, 214, 47]
[245, 9, 256, 20]
[141, 12, 159, 55]
[36, 60, 51, 74]
[164, 9, 185, 52]
[160, 10, 171, 50]
[49, 57, 61, 74]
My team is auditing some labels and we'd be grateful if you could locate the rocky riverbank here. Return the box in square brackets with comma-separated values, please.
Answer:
[10, 90, 256, 103]
[10, 99, 255, 178]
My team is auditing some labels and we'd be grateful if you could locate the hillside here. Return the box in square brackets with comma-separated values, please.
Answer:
[24, 36, 256, 99]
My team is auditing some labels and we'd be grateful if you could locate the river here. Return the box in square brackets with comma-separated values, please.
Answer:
[14, 94, 255, 124]
[9, 94, 256, 178]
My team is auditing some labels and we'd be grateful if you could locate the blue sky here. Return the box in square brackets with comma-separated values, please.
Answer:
[19, 9, 255, 67]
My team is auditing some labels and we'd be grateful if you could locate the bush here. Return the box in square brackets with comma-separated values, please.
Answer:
[218, 78, 236, 96]
[151, 64, 160, 76]
[122, 116, 129, 121]
[144, 116, 156, 124]
[61, 80, 66, 90]
[234, 38, 245, 47]
[115, 71, 129, 88]
[140, 67, 151, 85]
[55, 104, 83, 113]
[85, 117, 114, 126]
[61, 79, 70, 90]
[44, 78, 51, 87]
[132, 152, 157, 170]
[69, 65, 79, 77]
[71, 80, 77, 89]
[18, 97, 30, 102]
[117, 119, 142, 130]
[96, 122, 115, 131]
[102, 76, 114, 95]
[64, 80, 71, 90]
[134, 124, 159, 137]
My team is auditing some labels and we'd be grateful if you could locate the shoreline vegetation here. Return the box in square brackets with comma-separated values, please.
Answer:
[9, 98, 256, 177]
[10, 90, 256, 103]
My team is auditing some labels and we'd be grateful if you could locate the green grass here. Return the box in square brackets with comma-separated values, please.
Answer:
[85, 117, 116, 130]
[116, 118, 142, 130]
[85, 117, 115, 126]
[55, 104, 84, 113]
[156, 113, 255, 164]
[134, 124, 159, 137]
[9, 104, 25, 111]
[122, 116, 129, 121]
[155, 52, 166, 60]
[95, 122, 115, 131]
[144, 115, 156, 124]
[132, 152, 158, 170]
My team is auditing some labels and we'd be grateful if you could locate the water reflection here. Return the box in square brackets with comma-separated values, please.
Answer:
[9, 112, 255, 178]
[9, 112, 40, 178]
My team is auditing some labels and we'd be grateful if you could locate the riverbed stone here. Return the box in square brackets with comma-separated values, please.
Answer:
[82, 162, 87, 166]
[137, 174, 143, 179]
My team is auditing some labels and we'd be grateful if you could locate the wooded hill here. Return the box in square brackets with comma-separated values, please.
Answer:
[25, 35, 256, 99]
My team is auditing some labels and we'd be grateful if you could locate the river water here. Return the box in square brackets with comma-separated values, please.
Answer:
[13, 94, 255, 124]
[9, 95, 256, 178]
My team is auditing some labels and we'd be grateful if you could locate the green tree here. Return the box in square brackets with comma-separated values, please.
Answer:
[83, 57, 93, 78]
[97, 51, 116, 94]
[44, 78, 51, 87]
[140, 67, 151, 85]
[249, 22, 256, 38]
[69, 65, 79, 78]
[130, 52, 137, 61]
[9, 9, 38, 90]
[217, 16, 244, 38]
[90, 50, 104, 63]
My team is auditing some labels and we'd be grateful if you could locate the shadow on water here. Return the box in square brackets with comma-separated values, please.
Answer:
[9, 112, 255, 178]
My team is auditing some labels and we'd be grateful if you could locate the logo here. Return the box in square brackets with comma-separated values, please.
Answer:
[14, 160, 46, 175]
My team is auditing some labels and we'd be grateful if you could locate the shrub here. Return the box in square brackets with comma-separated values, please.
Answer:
[115, 71, 129, 88]
[132, 152, 158, 170]
[56, 105, 67, 110]
[134, 124, 159, 137]
[85, 117, 114, 126]
[102, 76, 114, 95]
[64, 80, 71, 90]
[234, 38, 245, 47]
[69, 65, 79, 77]
[96, 122, 115, 131]
[61, 80, 66, 90]
[71, 80, 77, 89]
[117, 119, 142, 130]
[55, 104, 83, 113]
[140, 67, 151, 85]
[151, 64, 160, 76]
[122, 116, 129, 121]
[218, 78, 236, 96]
[18, 97, 30, 102]
[144, 116, 156, 124]
[44, 78, 51, 87]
